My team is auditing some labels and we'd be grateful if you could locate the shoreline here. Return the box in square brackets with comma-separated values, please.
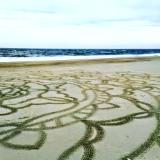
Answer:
[0, 54, 160, 67]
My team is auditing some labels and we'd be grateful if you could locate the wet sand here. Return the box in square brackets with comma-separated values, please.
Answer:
[0, 57, 160, 160]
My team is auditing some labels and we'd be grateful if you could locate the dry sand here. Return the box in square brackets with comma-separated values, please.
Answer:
[0, 57, 160, 160]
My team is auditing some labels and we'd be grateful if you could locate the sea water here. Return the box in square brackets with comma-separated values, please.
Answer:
[0, 48, 160, 62]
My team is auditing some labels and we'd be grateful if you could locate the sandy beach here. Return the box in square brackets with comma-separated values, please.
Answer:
[0, 56, 160, 160]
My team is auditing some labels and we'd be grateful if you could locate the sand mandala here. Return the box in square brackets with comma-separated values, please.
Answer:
[0, 71, 160, 160]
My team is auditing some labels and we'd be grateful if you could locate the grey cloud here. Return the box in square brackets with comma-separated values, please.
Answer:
[15, 9, 56, 14]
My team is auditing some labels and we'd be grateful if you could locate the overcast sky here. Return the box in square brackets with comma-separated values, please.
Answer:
[0, 0, 160, 48]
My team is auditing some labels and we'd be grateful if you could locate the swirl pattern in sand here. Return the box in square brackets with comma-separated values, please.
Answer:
[0, 71, 160, 160]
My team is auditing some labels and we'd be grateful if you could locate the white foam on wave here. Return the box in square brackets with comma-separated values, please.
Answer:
[0, 53, 160, 63]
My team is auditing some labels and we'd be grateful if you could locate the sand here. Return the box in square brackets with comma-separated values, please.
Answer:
[0, 57, 160, 160]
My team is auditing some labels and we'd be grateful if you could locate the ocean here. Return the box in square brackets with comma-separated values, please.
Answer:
[0, 48, 160, 62]
[0, 48, 160, 57]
